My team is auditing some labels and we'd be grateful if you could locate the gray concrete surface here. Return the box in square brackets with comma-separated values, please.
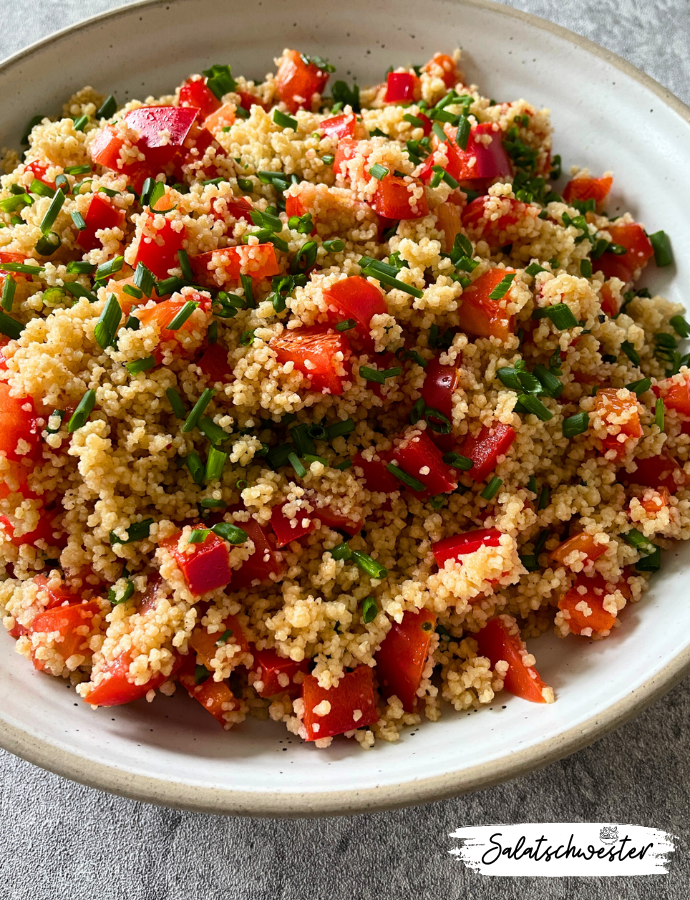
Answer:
[0, 1, 687, 897]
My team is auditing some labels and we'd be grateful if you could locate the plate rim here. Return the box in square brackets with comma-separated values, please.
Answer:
[1, 0, 689, 817]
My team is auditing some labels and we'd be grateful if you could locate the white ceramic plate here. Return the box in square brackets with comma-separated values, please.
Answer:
[1, 0, 689, 817]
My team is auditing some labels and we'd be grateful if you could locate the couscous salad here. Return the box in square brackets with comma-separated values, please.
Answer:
[0, 49, 684, 747]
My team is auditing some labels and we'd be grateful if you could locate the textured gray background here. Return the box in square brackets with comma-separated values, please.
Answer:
[0, 1, 688, 897]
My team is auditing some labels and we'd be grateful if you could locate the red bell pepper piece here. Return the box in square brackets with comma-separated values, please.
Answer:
[250, 646, 310, 698]
[391, 428, 458, 499]
[29, 600, 101, 672]
[82, 650, 183, 707]
[320, 113, 357, 140]
[191, 243, 279, 288]
[270, 326, 352, 395]
[458, 423, 516, 482]
[137, 292, 210, 363]
[654, 373, 690, 416]
[432, 526, 502, 568]
[423, 122, 511, 186]
[178, 655, 241, 727]
[462, 195, 526, 249]
[196, 342, 233, 384]
[374, 608, 437, 711]
[302, 666, 378, 740]
[557, 573, 623, 636]
[237, 90, 267, 112]
[221, 195, 254, 223]
[599, 281, 621, 318]
[420, 357, 460, 452]
[161, 529, 233, 595]
[0, 508, 65, 549]
[0, 381, 40, 462]
[323, 275, 387, 351]
[179, 77, 221, 120]
[384, 72, 421, 103]
[550, 532, 608, 566]
[190, 614, 250, 665]
[307, 494, 363, 536]
[562, 175, 613, 206]
[275, 49, 331, 113]
[133, 213, 186, 279]
[369, 174, 429, 220]
[270, 503, 315, 548]
[203, 103, 236, 135]
[593, 387, 642, 458]
[231, 516, 285, 590]
[423, 53, 460, 89]
[124, 105, 199, 169]
[353, 450, 400, 494]
[177, 123, 227, 180]
[594, 222, 653, 284]
[621, 452, 688, 494]
[25, 160, 56, 190]
[475, 616, 552, 703]
[76, 194, 125, 253]
[458, 268, 516, 341]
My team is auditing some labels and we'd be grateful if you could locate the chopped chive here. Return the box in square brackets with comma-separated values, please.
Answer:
[532, 303, 579, 330]
[425, 406, 451, 434]
[0, 311, 23, 340]
[239, 273, 255, 309]
[188, 528, 209, 543]
[359, 256, 423, 298]
[626, 377, 651, 396]
[442, 451, 473, 471]
[73, 115, 89, 132]
[621, 341, 640, 366]
[182, 388, 215, 433]
[30, 178, 55, 198]
[156, 276, 184, 297]
[534, 529, 550, 553]
[403, 113, 425, 129]
[70, 210, 87, 231]
[480, 476, 502, 501]
[125, 356, 156, 375]
[562, 411, 589, 438]
[273, 109, 298, 130]
[287, 451, 307, 478]
[94, 293, 122, 349]
[213, 522, 249, 544]
[35, 232, 61, 256]
[386, 462, 426, 493]
[410, 397, 426, 425]
[43, 287, 68, 308]
[66, 261, 96, 275]
[39, 189, 65, 235]
[670, 315, 690, 339]
[361, 596, 378, 624]
[649, 230, 673, 267]
[199, 415, 228, 445]
[455, 116, 471, 150]
[94, 255, 124, 282]
[215, 628, 233, 645]
[432, 122, 447, 143]
[67, 389, 96, 432]
[176, 249, 194, 283]
[324, 239, 345, 252]
[167, 300, 198, 331]
[96, 95, 117, 119]
[533, 364, 563, 398]
[45, 409, 65, 434]
[207, 321, 218, 344]
[200, 498, 227, 509]
[240, 329, 255, 346]
[331, 542, 352, 561]
[134, 262, 156, 298]
[429, 494, 447, 510]
[303, 453, 329, 466]
[351, 549, 388, 580]
[108, 580, 135, 604]
[202, 64, 238, 100]
[205, 445, 228, 482]
[623, 528, 658, 554]
[334, 459, 352, 471]
[122, 284, 143, 300]
[430, 164, 459, 189]
[368, 163, 389, 180]
[538, 486, 550, 510]
[520, 553, 539, 572]
[290, 423, 316, 456]
[0, 262, 42, 275]
[166, 388, 186, 418]
[580, 259, 593, 278]
[21, 114, 44, 146]
[237, 177, 253, 193]
[527, 475, 538, 495]
[360, 365, 401, 384]
[335, 318, 356, 332]
[321, 153, 335, 165]
[325, 418, 355, 440]
[487, 272, 516, 300]
[185, 451, 205, 485]
[635, 546, 661, 572]
[1, 275, 15, 312]
[516, 394, 553, 421]
[0, 193, 32, 214]
[195, 664, 210, 685]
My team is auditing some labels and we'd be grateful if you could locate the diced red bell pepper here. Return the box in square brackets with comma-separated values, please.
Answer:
[190, 243, 279, 288]
[231, 515, 285, 590]
[323, 275, 387, 351]
[353, 450, 400, 494]
[307, 495, 363, 536]
[420, 357, 460, 452]
[333, 138, 363, 177]
[558, 573, 621, 636]
[391, 428, 458, 500]
[178, 655, 241, 727]
[197, 342, 233, 384]
[320, 113, 357, 140]
[161, 529, 233, 594]
[599, 281, 621, 318]
[190, 614, 251, 665]
[423, 53, 460, 88]
[369, 174, 429, 220]
[432, 526, 502, 568]
[0, 381, 40, 462]
[137, 292, 210, 363]
[654, 374, 690, 417]
[461, 195, 526, 248]
[89, 127, 157, 193]
[33, 573, 80, 609]
[458, 423, 516, 482]
[0, 508, 65, 549]
[436, 201, 464, 252]
[302, 666, 378, 741]
[219, 195, 254, 223]
[270, 326, 352, 395]
[594, 222, 653, 284]
[423, 122, 512, 187]
[636, 486, 670, 515]
[132, 213, 186, 279]
[475, 615, 552, 703]
[374, 608, 437, 712]
[459, 268, 516, 341]
[562, 175, 613, 206]
[203, 102, 236, 135]
[593, 387, 642, 458]
[250, 646, 310, 698]
[237, 90, 267, 112]
[275, 49, 331, 113]
[550, 532, 607, 567]
[124, 105, 199, 169]
[81, 651, 183, 706]
[29, 600, 101, 672]
[76, 194, 125, 252]
[25, 160, 56, 190]
[270, 502, 315, 548]
[179, 77, 221, 120]
[384, 72, 421, 103]
[621, 452, 688, 494]
[177, 123, 227, 180]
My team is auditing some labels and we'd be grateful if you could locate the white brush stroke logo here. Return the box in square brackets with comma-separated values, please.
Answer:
[449, 823, 675, 876]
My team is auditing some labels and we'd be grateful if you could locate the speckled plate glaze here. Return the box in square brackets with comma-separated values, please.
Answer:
[1, 0, 689, 817]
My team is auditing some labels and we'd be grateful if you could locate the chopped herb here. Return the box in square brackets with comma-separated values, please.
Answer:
[29, 178, 54, 198]
[134, 262, 156, 297]
[240, 329, 255, 346]
[70, 210, 87, 231]
[21, 114, 44, 145]
[359, 256, 423, 298]
[635, 546, 661, 572]
[182, 388, 215, 433]
[237, 177, 253, 193]
[325, 418, 355, 440]
[480, 476, 502, 501]
[533, 364, 563, 398]
[195, 664, 210, 685]
[0, 311, 23, 340]
[202, 64, 238, 100]
[520, 553, 539, 572]
[273, 109, 298, 130]
[670, 315, 690, 339]
[94, 293, 122, 349]
[360, 365, 401, 385]
[125, 356, 156, 375]
[94, 255, 124, 282]
[623, 528, 658, 554]
[185, 451, 205, 485]
[166, 388, 186, 418]
[96, 94, 117, 119]
[516, 393, 553, 421]
[488, 272, 515, 300]
[331, 80, 360, 112]
[198, 416, 228, 446]
[39, 189, 64, 235]
[290, 240, 318, 275]
[0, 193, 32, 214]
[654, 397, 665, 431]
[430, 164, 459, 189]
[167, 300, 198, 331]
[108, 579, 135, 604]
[324, 238, 345, 252]
[442, 452, 473, 472]
[0, 261, 43, 275]
[362, 596, 378, 624]
[1, 275, 15, 312]
[626, 377, 651, 395]
[45, 409, 65, 434]
[334, 459, 352, 471]
[621, 341, 640, 366]
[67, 389, 96, 432]
[386, 463, 426, 493]
[580, 259, 593, 278]
[532, 303, 579, 330]
[368, 163, 389, 180]
[335, 318, 356, 332]
[204, 446, 228, 482]
[331, 542, 352, 561]
[288, 451, 307, 478]
[425, 406, 451, 434]
[351, 549, 388, 580]
[201, 498, 227, 510]
[562, 411, 589, 438]
[649, 230, 673, 267]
